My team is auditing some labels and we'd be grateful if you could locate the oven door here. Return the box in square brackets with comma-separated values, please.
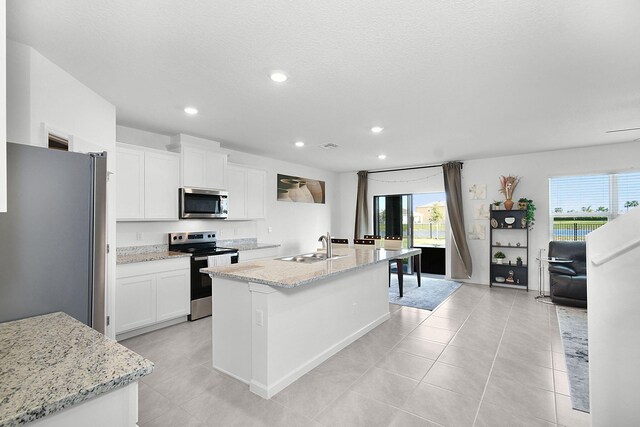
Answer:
[189, 252, 239, 321]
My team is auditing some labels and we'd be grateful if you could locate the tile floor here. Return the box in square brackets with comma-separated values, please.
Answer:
[121, 283, 592, 426]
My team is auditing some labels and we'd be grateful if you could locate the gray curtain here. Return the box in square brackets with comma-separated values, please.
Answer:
[354, 171, 369, 239]
[442, 162, 472, 279]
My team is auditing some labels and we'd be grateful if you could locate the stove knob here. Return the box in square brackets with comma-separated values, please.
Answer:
[178, 236, 183, 240]
[172, 236, 177, 240]
[208, 234, 212, 238]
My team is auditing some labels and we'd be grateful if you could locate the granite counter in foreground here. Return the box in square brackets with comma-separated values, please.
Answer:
[0, 312, 153, 427]
[201, 247, 420, 288]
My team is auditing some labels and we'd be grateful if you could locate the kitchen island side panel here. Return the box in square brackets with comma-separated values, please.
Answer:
[210, 262, 389, 398]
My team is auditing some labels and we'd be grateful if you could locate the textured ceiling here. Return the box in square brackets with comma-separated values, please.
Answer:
[7, 1, 640, 172]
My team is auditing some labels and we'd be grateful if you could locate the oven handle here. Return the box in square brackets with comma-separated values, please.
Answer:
[194, 253, 239, 262]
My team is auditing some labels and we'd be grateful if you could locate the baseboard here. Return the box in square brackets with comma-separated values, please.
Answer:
[116, 316, 187, 341]
[213, 364, 251, 385]
[251, 311, 391, 399]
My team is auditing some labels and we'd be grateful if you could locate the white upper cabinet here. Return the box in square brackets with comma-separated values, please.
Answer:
[116, 144, 145, 219]
[144, 151, 180, 219]
[116, 143, 180, 221]
[168, 135, 227, 190]
[225, 163, 266, 220]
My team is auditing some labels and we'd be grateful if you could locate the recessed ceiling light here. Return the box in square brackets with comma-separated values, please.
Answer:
[378, 154, 387, 160]
[371, 126, 384, 133]
[269, 71, 288, 83]
[294, 141, 305, 147]
[184, 107, 198, 115]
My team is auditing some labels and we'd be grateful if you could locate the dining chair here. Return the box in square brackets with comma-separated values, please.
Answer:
[354, 238, 375, 249]
[384, 236, 404, 294]
[363, 234, 382, 249]
[330, 238, 349, 247]
[384, 236, 403, 250]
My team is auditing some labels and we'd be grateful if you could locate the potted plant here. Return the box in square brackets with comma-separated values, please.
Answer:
[516, 256, 523, 267]
[492, 200, 502, 210]
[494, 251, 506, 264]
[518, 198, 536, 230]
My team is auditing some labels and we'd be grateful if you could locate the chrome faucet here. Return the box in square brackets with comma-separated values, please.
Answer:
[318, 232, 332, 259]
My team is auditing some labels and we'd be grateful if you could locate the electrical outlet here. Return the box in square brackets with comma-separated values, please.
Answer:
[255, 309, 264, 326]
[268, 227, 273, 233]
[136, 232, 143, 241]
[352, 302, 358, 314]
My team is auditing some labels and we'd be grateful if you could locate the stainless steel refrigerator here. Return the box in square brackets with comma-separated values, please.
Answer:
[0, 142, 107, 333]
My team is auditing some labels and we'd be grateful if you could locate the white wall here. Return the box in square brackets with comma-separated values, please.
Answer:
[334, 168, 446, 240]
[115, 126, 340, 256]
[587, 206, 640, 425]
[460, 140, 640, 289]
[6, 40, 117, 338]
[0, 1, 6, 212]
[337, 141, 640, 289]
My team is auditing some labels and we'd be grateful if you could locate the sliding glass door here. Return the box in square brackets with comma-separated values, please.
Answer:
[373, 194, 412, 248]
[374, 192, 448, 275]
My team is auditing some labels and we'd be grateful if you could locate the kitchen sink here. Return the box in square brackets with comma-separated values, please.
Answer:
[277, 252, 345, 263]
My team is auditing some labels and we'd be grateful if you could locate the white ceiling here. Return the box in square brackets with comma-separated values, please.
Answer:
[7, 1, 640, 172]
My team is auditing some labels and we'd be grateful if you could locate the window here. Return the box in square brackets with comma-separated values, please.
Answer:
[549, 172, 640, 240]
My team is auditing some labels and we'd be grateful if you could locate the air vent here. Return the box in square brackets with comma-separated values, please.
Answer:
[319, 143, 339, 150]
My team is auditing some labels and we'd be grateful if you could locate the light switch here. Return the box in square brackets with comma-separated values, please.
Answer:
[255, 309, 264, 326]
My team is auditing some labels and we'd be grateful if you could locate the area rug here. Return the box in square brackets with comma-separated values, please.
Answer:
[388, 275, 461, 311]
[556, 305, 590, 413]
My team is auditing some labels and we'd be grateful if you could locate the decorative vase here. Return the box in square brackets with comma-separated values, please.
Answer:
[504, 199, 514, 210]
[277, 189, 292, 201]
[496, 259, 503, 264]
[297, 181, 315, 203]
[517, 260, 523, 267]
[305, 180, 324, 203]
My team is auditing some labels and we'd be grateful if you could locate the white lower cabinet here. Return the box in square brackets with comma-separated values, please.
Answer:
[156, 269, 190, 322]
[116, 274, 156, 332]
[116, 257, 190, 335]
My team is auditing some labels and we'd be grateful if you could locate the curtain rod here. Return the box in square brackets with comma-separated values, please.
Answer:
[367, 162, 462, 174]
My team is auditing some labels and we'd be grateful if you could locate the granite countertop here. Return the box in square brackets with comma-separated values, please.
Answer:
[115, 241, 278, 264]
[201, 247, 420, 289]
[116, 251, 191, 265]
[0, 312, 153, 427]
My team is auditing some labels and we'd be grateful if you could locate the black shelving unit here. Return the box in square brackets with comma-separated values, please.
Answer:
[489, 208, 529, 290]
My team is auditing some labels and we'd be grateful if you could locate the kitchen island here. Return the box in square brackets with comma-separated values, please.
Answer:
[0, 312, 153, 427]
[201, 247, 420, 399]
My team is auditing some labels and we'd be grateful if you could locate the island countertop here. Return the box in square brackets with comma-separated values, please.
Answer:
[201, 247, 420, 288]
[0, 312, 153, 427]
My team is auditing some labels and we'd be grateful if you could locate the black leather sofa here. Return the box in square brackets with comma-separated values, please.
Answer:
[548, 241, 587, 308]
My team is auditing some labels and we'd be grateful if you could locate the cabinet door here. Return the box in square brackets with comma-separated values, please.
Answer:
[246, 169, 266, 219]
[116, 145, 145, 220]
[144, 151, 180, 219]
[204, 151, 227, 190]
[226, 165, 247, 219]
[115, 274, 156, 333]
[156, 269, 190, 322]
[182, 145, 206, 188]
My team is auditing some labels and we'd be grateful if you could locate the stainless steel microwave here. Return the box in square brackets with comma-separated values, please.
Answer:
[179, 188, 228, 219]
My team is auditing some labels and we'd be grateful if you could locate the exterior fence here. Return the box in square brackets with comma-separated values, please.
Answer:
[552, 218, 607, 241]
[414, 222, 446, 240]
